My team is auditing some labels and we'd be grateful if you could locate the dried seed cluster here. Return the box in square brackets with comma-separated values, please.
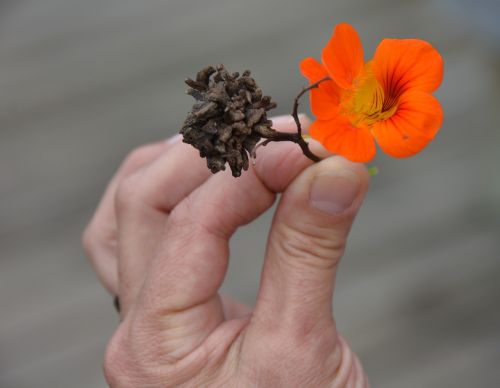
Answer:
[180, 65, 277, 177]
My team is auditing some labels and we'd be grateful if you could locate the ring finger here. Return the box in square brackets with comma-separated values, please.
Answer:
[82, 136, 180, 293]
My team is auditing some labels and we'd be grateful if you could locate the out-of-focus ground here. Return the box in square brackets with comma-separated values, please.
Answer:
[1, 1, 499, 387]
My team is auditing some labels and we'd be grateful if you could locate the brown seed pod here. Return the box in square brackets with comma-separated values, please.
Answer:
[180, 65, 277, 177]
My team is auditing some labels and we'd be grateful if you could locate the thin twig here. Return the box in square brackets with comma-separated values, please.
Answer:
[262, 76, 331, 162]
[293, 76, 331, 138]
[250, 138, 273, 159]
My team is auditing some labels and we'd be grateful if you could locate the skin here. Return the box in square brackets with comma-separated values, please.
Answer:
[82, 115, 370, 387]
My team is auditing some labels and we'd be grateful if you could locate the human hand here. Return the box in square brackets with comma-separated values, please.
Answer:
[82, 115, 370, 387]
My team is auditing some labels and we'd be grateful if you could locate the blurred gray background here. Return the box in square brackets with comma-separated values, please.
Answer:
[1, 0, 499, 387]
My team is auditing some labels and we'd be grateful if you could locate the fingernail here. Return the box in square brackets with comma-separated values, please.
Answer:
[310, 170, 361, 214]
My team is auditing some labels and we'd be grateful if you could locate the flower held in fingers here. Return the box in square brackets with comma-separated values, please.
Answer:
[300, 23, 444, 162]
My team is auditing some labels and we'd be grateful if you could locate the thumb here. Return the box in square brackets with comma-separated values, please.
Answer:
[253, 156, 370, 332]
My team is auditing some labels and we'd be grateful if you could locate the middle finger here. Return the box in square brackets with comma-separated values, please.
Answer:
[115, 141, 213, 315]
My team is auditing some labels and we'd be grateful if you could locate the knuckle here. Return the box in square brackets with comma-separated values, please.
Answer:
[114, 143, 163, 211]
[115, 173, 144, 212]
[81, 222, 98, 258]
[103, 324, 157, 387]
[123, 144, 157, 169]
[275, 222, 346, 269]
[103, 327, 129, 387]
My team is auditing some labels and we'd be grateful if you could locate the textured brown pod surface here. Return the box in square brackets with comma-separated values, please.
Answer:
[181, 65, 277, 177]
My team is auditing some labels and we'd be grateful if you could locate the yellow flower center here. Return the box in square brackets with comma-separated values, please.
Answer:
[340, 62, 398, 128]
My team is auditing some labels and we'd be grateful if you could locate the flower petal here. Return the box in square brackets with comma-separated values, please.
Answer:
[310, 117, 376, 162]
[372, 91, 443, 157]
[300, 57, 329, 83]
[372, 39, 444, 94]
[309, 87, 340, 120]
[322, 23, 364, 89]
[300, 57, 341, 120]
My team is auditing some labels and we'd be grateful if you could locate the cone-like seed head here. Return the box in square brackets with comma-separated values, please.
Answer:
[180, 65, 277, 177]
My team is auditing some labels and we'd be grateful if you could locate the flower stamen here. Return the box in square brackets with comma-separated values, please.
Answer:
[340, 63, 398, 128]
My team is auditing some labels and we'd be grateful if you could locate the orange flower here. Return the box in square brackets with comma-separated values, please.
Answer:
[300, 23, 444, 162]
